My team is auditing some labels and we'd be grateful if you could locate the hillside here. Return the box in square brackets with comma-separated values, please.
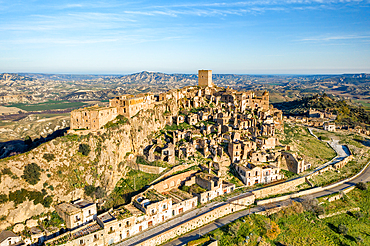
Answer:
[273, 94, 370, 127]
[0, 101, 174, 229]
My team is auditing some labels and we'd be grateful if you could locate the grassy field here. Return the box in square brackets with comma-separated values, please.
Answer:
[104, 168, 161, 208]
[5, 100, 86, 111]
[309, 129, 370, 187]
[278, 124, 337, 167]
[354, 99, 370, 110]
[200, 185, 370, 246]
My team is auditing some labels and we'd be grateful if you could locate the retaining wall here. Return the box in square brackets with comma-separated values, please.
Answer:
[252, 177, 306, 199]
[126, 162, 166, 174]
[136, 194, 254, 246]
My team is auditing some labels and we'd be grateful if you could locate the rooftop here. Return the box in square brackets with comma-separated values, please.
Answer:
[72, 199, 95, 209]
[71, 222, 102, 240]
[0, 230, 19, 243]
[57, 203, 80, 215]
[165, 189, 194, 204]
[97, 212, 116, 224]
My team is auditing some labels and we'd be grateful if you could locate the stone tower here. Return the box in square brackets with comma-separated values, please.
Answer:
[198, 70, 213, 87]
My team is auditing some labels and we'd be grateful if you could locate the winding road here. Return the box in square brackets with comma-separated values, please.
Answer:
[118, 129, 370, 246]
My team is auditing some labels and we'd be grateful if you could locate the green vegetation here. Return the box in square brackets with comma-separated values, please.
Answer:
[43, 153, 55, 162]
[78, 143, 91, 156]
[279, 124, 336, 166]
[206, 185, 370, 245]
[164, 122, 193, 131]
[0, 194, 8, 204]
[22, 163, 41, 185]
[0, 167, 16, 180]
[135, 155, 171, 168]
[311, 158, 367, 187]
[84, 185, 105, 199]
[40, 211, 64, 229]
[187, 236, 210, 246]
[5, 100, 87, 111]
[104, 168, 161, 208]
[5, 188, 52, 207]
[274, 94, 370, 127]
[104, 115, 129, 129]
[356, 182, 367, 190]
[280, 169, 299, 179]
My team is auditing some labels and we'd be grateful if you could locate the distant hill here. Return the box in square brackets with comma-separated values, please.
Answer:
[273, 94, 370, 127]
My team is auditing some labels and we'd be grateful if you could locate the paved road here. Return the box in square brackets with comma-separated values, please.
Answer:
[118, 129, 365, 246]
[162, 163, 370, 246]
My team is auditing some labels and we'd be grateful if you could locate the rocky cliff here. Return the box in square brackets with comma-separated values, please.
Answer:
[0, 100, 179, 229]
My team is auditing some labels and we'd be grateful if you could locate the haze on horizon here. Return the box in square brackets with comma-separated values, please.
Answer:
[0, 0, 369, 75]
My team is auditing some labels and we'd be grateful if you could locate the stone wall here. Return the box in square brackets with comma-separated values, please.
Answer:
[135, 193, 255, 246]
[150, 170, 198, 193]
[252, 177, 306, 199]
[126, 162, 167, 174]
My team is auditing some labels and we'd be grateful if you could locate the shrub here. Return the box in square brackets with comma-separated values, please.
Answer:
[8, 189, 28, 205]
[356, 182, 367, 190]
[78, 144, 91, 156]
[42, 196, 53, 208]
[28, 190, 44, 205]
[0, 194, 8, 204]
[43, 153, 55, 162]
[313, 205, 325, 216]
[84, 185, 96, 197]
[266, 221, 281, 240]
[95, 186, 105, 199]
[1, 168, 12, 176]
[22, 163, 41, 185]
[354, 211, 364, 220]
[338, 224, 348, 235]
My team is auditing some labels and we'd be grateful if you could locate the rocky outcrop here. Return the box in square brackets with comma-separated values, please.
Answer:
[0, 100, 179, 229]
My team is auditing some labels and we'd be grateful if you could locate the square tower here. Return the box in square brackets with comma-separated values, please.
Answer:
[198, 70, 213, 87]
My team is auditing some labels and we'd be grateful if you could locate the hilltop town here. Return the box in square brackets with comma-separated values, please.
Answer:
[0, 70, 369, 246]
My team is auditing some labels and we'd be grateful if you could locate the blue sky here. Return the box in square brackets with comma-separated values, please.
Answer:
[0, 0, 369, 74]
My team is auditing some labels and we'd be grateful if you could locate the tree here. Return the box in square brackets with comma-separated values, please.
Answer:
[22, 163, 41, 185]
[84, 185, 96, 197]
[338, 224, 348, 235]
[42, 196, 53, 208]
[95, 186, 105, 199]
[356, 182, 367, 191]
[78, 143, 91, 156]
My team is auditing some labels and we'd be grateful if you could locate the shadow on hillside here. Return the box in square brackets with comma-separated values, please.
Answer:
[354, 138, 370, 147]
[0, 127, 69, 160]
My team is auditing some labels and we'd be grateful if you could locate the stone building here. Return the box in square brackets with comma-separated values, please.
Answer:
[234, 163, 282, 186]
[198, 70, 213, 87]
[70, 105, 118, 130]
[256, 137, 276, 150]
[109, 93, 155, 118]
[324, 122, 336, 132]
[281, 152, 311, 174]
[55, 199, 97, 229]
[194, 173, 235, 204]
[228, 141, 242, 162]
